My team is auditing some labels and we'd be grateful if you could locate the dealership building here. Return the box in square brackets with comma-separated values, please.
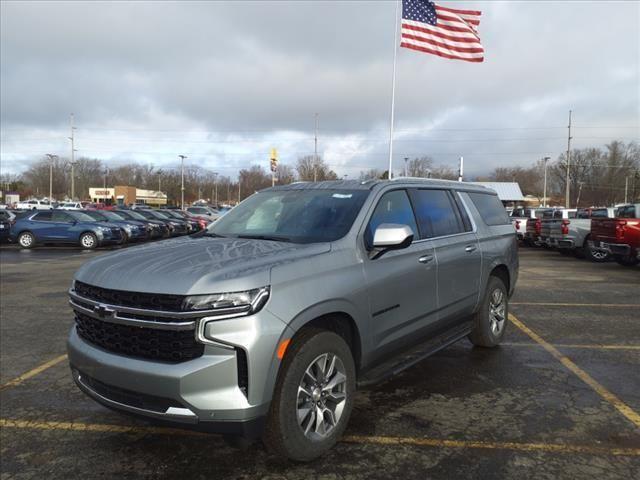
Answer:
[88, 186, 168, 207]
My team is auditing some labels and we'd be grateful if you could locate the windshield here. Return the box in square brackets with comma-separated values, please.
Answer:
[68, 211, 99, 222]
[119, 210, 146, 221]
[100, 211, 126, 221]
[208, 189, 369, 243]
[84, 211, 107, 221]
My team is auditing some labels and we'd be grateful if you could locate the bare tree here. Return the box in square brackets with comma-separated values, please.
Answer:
[406, 156, 433, 177]
[296, 155, 338, 181]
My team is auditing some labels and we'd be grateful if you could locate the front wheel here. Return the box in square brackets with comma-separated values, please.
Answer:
[468, 275, 508, 348]
[17, 231, 35, 249]
[614, 255, 639, 267]
[79, 232, 98, 250]
[263, 329, 356, 462]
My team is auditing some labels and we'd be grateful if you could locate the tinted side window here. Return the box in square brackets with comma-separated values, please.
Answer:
[468, 193, 510, 226]
[52, 211, 71, 222]
[409, 189, 463, 239]
[365, 190, 418, 248]
[33, 211, 52, 221]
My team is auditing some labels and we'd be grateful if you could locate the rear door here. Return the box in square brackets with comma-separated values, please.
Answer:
[409, 188, 481, 323]
[50, 211, 77, 241]
[361, 189, 438, 350]
[29, 211, 55, 239]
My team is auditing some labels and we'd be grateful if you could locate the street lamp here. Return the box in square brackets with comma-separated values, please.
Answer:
[404, 157, 409, 177]
[45, 154, 57, 201]
[211, 172, 219, 207]
[543, 156, 550, 207]
[179, 155, 187, 209]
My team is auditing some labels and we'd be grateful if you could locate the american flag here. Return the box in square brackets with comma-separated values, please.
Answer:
[400, 0, 484, 63]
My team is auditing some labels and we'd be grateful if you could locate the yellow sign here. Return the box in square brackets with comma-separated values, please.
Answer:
[270, 148, 278, 160]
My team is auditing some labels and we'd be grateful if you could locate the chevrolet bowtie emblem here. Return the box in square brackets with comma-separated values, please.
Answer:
[93, 304, 115, 319]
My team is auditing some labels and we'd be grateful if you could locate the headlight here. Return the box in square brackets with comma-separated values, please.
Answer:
[123, 225, 133, 235]
[183, 286, 270, 314]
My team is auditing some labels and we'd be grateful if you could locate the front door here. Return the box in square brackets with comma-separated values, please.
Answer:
[361, 189, 439, 350]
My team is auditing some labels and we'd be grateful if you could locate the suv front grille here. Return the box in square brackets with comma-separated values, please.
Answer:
[75, 281, 186, 312]
[75, 313, 204, 363]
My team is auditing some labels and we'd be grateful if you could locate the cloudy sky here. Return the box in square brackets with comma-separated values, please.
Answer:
[1, 0, 639, 179]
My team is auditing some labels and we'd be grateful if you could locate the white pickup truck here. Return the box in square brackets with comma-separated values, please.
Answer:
[510, 207, 541, 241]
[549, 207, 616, 261]
[15, 199, 53, 210]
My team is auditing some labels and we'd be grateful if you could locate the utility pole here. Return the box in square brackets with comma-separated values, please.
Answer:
[576, 181, 584, 207]
[46, 154, 57, 201]
[565, 110, 572, 208]
[543, 156, 550, 207]
[404, 157, 409, 177]
[314, 113, 319, 182]
[179, 155, 187, 209]
[211, 172, 218, 207]
[68, 113, 77, 200]
[624, 176, 629, 203]
[158, 171, 162, 192]
[458, 156, 464, 182]
[238, 177, 241, 204]
[102, 167, 109, 204]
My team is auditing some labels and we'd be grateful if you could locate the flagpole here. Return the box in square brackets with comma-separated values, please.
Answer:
[387, 0, 400, 179]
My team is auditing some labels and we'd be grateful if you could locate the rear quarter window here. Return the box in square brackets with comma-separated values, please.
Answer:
[467, 193, 510, 226]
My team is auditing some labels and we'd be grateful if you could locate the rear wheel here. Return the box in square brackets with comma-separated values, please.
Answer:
[263, 328, 355, 462]
[582, 236, 609, 262]
[79, 232, 98, 250]
[17, 231, 35, 249]
[468, 275, 508, 348]
[614, 255, 639, 267]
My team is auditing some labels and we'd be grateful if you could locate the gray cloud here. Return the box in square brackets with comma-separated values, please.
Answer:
[1, 0, 639, 178]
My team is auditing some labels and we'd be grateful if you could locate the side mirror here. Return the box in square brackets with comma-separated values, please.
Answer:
[370, 223, 414, 259]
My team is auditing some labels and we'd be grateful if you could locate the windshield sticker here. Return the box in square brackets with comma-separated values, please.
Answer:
[332, 194, 353, 199]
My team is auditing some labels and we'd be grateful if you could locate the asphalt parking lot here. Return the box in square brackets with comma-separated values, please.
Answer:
[1, 245, 639, 479]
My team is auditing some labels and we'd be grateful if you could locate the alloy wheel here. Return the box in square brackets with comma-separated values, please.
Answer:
[81, 234, 96, 248]
[296, 353, 347, 440]
[19, 233, 33, 247]
[489, 288, 506, 335]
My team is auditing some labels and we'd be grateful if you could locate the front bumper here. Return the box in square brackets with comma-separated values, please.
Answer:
[67, 306, 292, 436]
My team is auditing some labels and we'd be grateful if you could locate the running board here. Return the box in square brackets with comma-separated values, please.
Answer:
[357, 322, 472, 388]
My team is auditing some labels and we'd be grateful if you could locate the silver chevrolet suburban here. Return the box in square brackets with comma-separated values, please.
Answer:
[67, 179, 518, 461]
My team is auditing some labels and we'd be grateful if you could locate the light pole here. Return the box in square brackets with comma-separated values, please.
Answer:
[212, 172, 219, 207]
[46, 154, 57, 201]
[68, 113, 77, 199]
[404, 157, 409, 177]
[542, 156, 550, 207]
[179, 155, 187, 209]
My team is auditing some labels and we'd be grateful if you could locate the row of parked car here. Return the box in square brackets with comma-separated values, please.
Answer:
[511, 203, 640, 267]
[0, 204, 225, 250]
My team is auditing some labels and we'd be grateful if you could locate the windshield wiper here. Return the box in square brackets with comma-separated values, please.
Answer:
[235, 234, 292, 243]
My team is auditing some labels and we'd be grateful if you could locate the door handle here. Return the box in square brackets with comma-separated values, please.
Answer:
[464, 245, 477, 253]
[418, 254, 434, 264]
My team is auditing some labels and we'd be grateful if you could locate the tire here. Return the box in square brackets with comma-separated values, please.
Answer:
[17, 231, 35, 249]
[614, 255, 639, 267]
[583, 236, 609, 262]
[79, 232, 98, 250]
[468, 275, 508, 348]
[263, 328, 356, 462]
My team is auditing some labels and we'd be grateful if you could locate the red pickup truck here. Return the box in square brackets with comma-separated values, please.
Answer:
[590, 203, 640, 266]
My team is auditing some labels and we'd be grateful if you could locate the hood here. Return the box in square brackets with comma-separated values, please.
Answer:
[74, 235, 330, 295]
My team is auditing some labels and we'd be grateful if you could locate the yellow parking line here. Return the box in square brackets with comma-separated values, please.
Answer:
[511, 302, 639, 308]
[1, 419, 638, 456]
[342, 435, 640, 456]
[509, 314, 640, 429]
[0, 418, 205, 436]
[0, 354, 68, 392]
[503, 342, 640, 351]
